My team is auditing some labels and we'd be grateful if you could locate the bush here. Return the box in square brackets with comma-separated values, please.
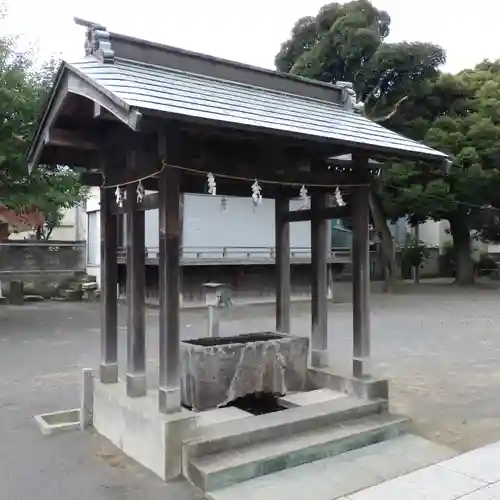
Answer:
[401, 235, 431, 273]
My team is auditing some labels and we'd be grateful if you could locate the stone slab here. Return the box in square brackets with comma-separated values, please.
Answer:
[196, 407, 252, 428]
[205, 434, 458, 500]
[347, 464, 486, 500]
[278, 388, 348, 408]
[436, 440, 500, 483]
[459, 483, 500, 499]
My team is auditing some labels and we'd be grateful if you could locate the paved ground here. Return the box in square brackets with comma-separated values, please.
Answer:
[2, 282, 500, 498]
[347, 438, 500, 499]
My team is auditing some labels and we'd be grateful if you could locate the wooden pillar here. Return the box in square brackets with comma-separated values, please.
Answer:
[352, 157, 371, 378]
[158, 134, 181, 414]
[99, 182, 118, 384]
[310, 192, 329, 368]
[275, 189, 291, 333]
[125, 156, 146, 397]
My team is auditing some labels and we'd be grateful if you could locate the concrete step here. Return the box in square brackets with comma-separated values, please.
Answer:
[183, 396, 387, 463]
[205, 434, 458, 500]
[187, 413, 409, 492]
[278, 388, 349, 408]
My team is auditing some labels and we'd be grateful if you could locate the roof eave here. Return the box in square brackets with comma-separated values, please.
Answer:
[27, 60, 142, 172]
[27, 62, 67, 173]
[136, 105, 448, 166]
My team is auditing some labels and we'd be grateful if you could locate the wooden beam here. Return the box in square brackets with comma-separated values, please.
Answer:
[275, 189, 291, 333]
[46, 128, 102, 150]
[40, 146, 99, 169]
[351, 153, 371, 378]
[158, 129, 182, 414]
[28, 75, 70, 172]
[111, 193, 159, 214]
[79, 171, 103, 186]
[93, 102, 122, 122]
[125, 152, 147, 398]
[285, 205, 349, 223]
[99, 170, 118, 384]
[67, 73, 142, 130]
[310, 192, 329, 368]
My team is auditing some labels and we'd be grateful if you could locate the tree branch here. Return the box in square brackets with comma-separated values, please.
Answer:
[370, 96, 409, 123]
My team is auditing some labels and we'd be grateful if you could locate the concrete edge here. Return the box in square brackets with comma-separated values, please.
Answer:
[34, 408, 81, 436]
[307, 367, 389, 401]
[118, 296, 324, 311]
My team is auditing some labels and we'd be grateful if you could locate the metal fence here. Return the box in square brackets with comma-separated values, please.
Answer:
[117, 246, 352, 265]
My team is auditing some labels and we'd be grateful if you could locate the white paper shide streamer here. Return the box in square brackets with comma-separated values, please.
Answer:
[115, 186, 124, 207]
[251, 180, 262, 206]
[334, 186, 346, 207]
[136, 180, 145, 203]
[207, 172, 216, 195]
[299, 184, 308, 209]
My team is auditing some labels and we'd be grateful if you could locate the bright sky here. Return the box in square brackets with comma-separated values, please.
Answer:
[2, 0, 499, 74]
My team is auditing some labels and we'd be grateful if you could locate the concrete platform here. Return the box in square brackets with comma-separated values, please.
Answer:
[93, 380, 198, 481]
[93, 376, 388, 483]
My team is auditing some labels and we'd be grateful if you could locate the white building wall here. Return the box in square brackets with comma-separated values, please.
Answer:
[416, 220, 452, 253]
[84, 191, 318, 284]
[85, 187, 101, 284]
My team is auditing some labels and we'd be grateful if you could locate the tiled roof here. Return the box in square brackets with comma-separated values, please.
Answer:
[68, 58, 448, 162]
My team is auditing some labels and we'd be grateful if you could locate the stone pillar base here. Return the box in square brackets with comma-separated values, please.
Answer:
[99, 363, 118, 384]
[158, 387, 181, 414]
[307, 366, 389, 401]
[310, 349, 330, 368]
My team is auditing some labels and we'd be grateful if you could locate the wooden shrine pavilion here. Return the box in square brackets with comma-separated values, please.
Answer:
[27, 18, 448, 483]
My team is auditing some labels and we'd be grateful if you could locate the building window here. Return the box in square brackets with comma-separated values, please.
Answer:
[87, 210, 100, 265]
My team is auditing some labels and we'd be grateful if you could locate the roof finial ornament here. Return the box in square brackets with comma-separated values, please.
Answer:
[336, 81, 364, 114]
[74, 17, 115, 64]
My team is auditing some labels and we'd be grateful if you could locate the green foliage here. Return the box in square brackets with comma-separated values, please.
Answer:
[381, 65, 500, 242]
[276, 0, 500, 283]
[400, 235, 431, 270]
[0, 32, 86, 237]
[275, 1, 445, 122]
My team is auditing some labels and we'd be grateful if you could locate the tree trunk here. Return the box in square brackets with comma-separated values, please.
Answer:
[413, 224, 420, 284]
[368, 189, 399, 292]
[0, 222, 9, 241]
[450, 218, 474, 285]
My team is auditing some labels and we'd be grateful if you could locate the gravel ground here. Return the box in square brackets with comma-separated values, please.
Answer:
[1, 282, 500, 498]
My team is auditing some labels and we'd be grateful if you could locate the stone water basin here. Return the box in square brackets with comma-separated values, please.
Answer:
[180, 332, 309, 411]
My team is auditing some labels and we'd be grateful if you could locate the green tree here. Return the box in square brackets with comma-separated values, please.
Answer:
[382, 67, 500, 284]
[0, 26, 86, 239]
[276, 0, 446, 290]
